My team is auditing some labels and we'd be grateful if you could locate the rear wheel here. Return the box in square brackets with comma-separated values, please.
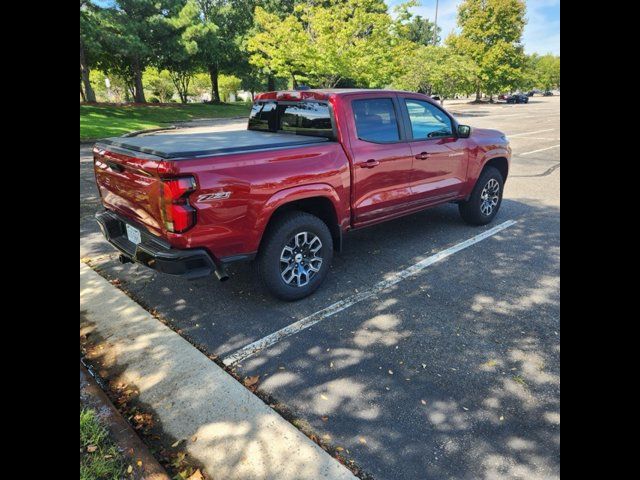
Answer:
[257, 211, 333, 301]
[459, 166, 504, 225]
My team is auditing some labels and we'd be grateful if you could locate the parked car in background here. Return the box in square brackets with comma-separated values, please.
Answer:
[543, 91, 553, 96]
[498, 94, 508, 100]
[94, 89, 511, 300]
[505, 93, 529, 104]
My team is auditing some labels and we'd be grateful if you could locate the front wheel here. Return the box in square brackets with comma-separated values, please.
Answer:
[257, 211, 333, 301]
[459, 166, 504, 225]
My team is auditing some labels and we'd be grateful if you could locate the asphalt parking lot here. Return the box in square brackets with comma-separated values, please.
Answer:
[80, 96, 560, 480]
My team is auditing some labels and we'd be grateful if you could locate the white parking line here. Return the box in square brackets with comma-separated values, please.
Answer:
[508, 129, 555, 137]
[519, 145, 560, 156]
[222, 220, 518, 367]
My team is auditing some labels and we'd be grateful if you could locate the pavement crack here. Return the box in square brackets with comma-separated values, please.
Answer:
[511, 163, 560, 178]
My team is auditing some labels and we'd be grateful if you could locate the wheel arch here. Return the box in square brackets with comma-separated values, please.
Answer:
[255, 184, 346, 254]
[483, 156, 509, 182]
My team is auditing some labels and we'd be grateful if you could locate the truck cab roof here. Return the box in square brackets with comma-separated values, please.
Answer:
[254, 89, 419, 102]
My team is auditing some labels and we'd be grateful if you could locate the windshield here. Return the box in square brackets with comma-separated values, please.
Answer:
[248, 101, 335, 139]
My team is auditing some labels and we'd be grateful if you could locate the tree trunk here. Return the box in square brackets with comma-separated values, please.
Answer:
[132, 60, 146, 103]
[475, 86, 481, 101]
[267, 75, 275, 92]
[80, 38, 96, 103]
[80, 81, 86, 102]
[292, 74, 298, 89]
[208, 65, 221, 103]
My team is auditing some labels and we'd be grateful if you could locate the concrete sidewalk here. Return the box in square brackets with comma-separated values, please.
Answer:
[80, 262, 357, 480]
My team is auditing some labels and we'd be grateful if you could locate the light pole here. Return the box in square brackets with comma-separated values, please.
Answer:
[434, 0, 439, 45]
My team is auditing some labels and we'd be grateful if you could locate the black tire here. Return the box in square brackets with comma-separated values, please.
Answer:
[459, 166, 504, 225]
[257, 211, 333, 301]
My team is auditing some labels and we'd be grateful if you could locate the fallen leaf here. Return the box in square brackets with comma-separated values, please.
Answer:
[421, 364, 427, 369]
[321, 416, 329, 422]
[137, 460, 142, 467]
[320, 394, 328, 400]
[244, 375, 260, 387]
[388, 370, 394, 375]
[187, 469, 205, 480]
[171, 439, 183, 448]
[127, 465, 133, 474]
[86, 445, 97, 453]
[462, 407, 469, 411]
[191, 435, 198, 443]
[421, 400, 427, 405]
[500, 415, 505, 421]
[359, 437, 367, 444]
[336, 446, 344, 451]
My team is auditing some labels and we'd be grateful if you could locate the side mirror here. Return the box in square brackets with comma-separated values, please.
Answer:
[458, 125, 471, 138]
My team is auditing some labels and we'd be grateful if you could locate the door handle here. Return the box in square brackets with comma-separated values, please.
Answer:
[359, 159, 380, 168]
[415, 152, 430, 160]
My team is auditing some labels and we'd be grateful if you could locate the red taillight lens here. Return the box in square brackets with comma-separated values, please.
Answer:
[160, 176, 197, 233]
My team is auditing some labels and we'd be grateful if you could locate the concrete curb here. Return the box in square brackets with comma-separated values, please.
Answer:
[80, 263, 358, 480]
[80, 361, 171, 480]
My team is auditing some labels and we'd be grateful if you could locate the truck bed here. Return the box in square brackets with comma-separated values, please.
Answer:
[99, 129, 330, 159]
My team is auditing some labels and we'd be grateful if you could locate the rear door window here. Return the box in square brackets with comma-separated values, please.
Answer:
[352, 98, 400, 143]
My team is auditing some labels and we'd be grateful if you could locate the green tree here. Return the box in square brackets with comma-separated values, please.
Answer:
[448, 0, 527, 101]
[94, 0, 167, 103]
[393, 1, 440, 46]
[92, 70, 135, 102]
[536, 54, 560, 91]
[175, 0, 254, 103]
[191, 72, 212, 99]
[151, 0, 198, 103]
[143, 68, 176, 102]
[248, 0, 407, 88]
[393, 46, 477, 103]
[219, 74, 242, 102]
[80, 1, 101, 102]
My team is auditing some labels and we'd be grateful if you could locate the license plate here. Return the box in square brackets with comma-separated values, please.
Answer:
[125, 224, 141, 245]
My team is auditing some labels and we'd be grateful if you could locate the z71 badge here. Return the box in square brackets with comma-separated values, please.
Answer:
[197, 192, 232, 202]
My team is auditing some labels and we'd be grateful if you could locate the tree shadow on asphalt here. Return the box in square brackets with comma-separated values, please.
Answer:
[234, 198, 559, 480]
[84, 197, 559, 479]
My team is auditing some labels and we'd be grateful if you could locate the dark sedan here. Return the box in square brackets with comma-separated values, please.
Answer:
[505, 93, 529, 104]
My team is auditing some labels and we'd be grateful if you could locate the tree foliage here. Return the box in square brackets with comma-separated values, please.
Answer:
[143, 68, 176, 102]
[535, 54, 560, 91]
[393, 0, 440, 46]
[80, 0, 552, 104]
[393, 45, 477, 102]
[91, 0, 171, 102]
[248, 0, 410, 88]
[448, 0, 527, 99]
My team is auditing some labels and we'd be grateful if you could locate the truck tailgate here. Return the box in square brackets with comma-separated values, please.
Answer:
[93, 145, 166, 237]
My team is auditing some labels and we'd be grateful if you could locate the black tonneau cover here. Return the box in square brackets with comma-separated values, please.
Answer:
[100, 129, 330, 159]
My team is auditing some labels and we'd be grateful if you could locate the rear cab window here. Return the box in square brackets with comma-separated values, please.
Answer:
[352, 98, 400, 143]
[248, 101, 335, 139]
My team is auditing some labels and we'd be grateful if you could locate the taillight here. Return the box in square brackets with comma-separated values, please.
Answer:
[160, 176, 197, 233]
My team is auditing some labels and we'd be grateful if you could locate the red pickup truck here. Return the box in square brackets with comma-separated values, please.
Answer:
[94, 89, 510, 300]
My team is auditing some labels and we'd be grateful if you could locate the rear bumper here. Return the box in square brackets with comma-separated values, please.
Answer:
[95, 210, 219, 280]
